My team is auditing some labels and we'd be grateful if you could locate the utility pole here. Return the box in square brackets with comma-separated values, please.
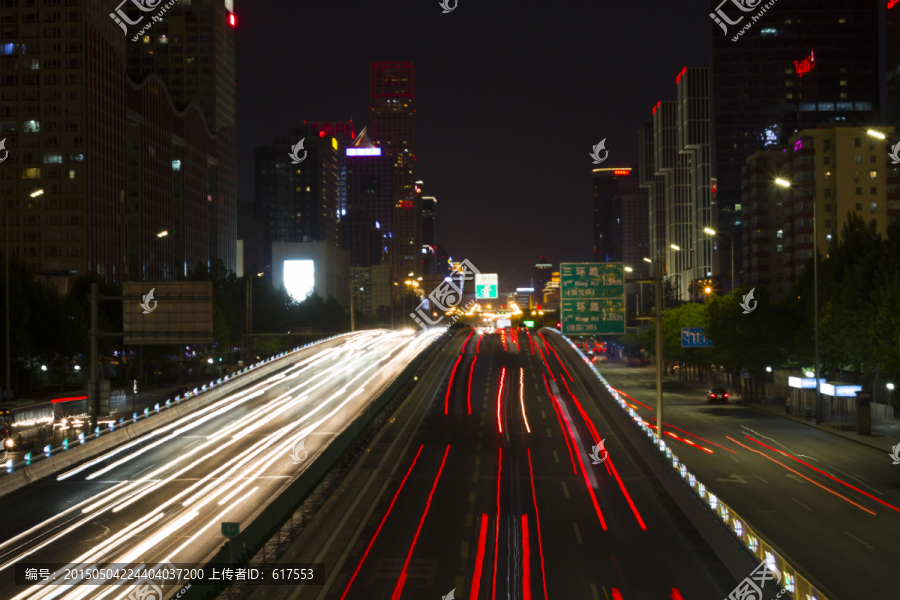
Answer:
[245, 275, 252, 364]
[654, 256, 664, 438]
[5, 202, 10, 401]
[350, 281, 356, 332]
[89, 283, 99, 430]
[813, 200, 822, 424]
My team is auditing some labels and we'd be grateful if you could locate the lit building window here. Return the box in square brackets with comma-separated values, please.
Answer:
[23, 120, 40, 133]
[22, 168, 40, 179]
[870, 170, 877, 179]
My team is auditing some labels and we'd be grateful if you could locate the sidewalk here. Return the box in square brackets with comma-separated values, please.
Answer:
[609, 359, 899, 454]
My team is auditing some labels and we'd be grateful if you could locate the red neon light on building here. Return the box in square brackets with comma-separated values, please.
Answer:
[319, 131, 325, 137]
[676, 66, 687, 84]
[228, 13, 235, 26]
[889, 0, 898, 9]
[794, 50, 815, 78]
[614, 169, 631, 176]
[652, 100, 661, 115]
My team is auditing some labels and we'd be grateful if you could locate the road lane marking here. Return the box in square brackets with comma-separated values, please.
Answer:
[553, 451, 560, 463]
[469, 492, 476, 504]
[461, 541, 469, 558]
[465, 514, 473, 528]
[830, 467, 883, 495]
[573, 522, 583, 544]
[561, 481, 569, 498]
[472, 472, 479, 483]
[716, 474, 748, 483]
[546, 428, 552, 438]
[751, 474, 768, 484]
[590, 583, 601, 600]
[845, 531, 874, 550]
[792, 498, 812, 511]
[541, 411, 546, 419]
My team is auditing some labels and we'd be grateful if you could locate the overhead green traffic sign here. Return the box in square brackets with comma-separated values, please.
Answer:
[560, 263, 625, 335]
[475, 273, 498, 299]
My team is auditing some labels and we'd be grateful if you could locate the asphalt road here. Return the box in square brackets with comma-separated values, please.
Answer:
[0, 329, 440, 600]
[597, 358, 900, 600]
[276, 328, 744, 600]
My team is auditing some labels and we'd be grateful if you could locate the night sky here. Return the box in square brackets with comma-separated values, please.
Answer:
[235, 0, 711, 289]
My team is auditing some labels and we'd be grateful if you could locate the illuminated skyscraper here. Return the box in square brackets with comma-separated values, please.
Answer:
[368, 61, 420, 278]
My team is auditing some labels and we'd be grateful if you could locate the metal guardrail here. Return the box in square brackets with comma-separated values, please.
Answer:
[556, 332, 834, 600]
[1, 333, 353, 476]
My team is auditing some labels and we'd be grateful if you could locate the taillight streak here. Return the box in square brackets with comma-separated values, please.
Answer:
[391, 444, 451, 600]
[522, 514, 532, 600]
[559, 377, 645, 530]
[543, 372, 577, 475]
[527, 449, 547, 599]
[470, 514, 489, 600]
[339, 445, 424, 600]
[492, 448, 501, 600]
[554, 395, 607, 529]
[647, 417, 736, 453]
[467, 356, 478, 416]
[497, 367, 506, 434]
[445, 355, 463, 415]
[519, 368, 531, 433]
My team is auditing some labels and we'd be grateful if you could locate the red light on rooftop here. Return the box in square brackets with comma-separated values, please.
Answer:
[319, 131, 325, 138]
[652, 100, 661, 115]
[228, 13, 235, 26]
[676, 66, 687, 84]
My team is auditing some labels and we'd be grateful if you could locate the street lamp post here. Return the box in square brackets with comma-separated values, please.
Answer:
[703, 228, 734, 295]
[670, 244, 696, 302]
[776, 176, 822, 422]
[350, 284, 364, 332]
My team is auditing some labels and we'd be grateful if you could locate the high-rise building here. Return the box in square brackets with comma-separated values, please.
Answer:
[592, 167, 631, 262]
[339, 211, 383, 268]
[369, 61, 420, 279]
[255, 125, 340, 270]
[742, 125, 897, 297]
[618, 179, 650, 274]
[888, 1, 900, 129]
[711, 0, 880, 231]
[534, 259, 553, 298]
[637, 122, 667, 276]
[0, 0, 236, 284]
[345, 127, 393, 270]
[640, 67, 714, 301]
[305, 120, 355, 215]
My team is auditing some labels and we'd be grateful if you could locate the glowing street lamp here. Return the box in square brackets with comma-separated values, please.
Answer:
[867, 129, 886, 140]
[775, 178, 791, 188]
[703, 227, 734, 294]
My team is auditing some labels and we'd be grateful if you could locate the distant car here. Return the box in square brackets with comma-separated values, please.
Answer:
[592, 355, 608, 363]
[707, 388, 729, 403]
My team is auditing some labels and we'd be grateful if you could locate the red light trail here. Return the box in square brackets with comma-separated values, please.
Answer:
[610, 388, 654, 410]
[445, 355, 463, 415]
[745, 435, 900, 514]
[470, 514, 489, 600]
[555, 394, 607, 530]
[727, 436, 875, 515]
[391, 444, 451, 600]
[497, 367, 506, 433]
[543, 373, 577, 475]
[522, 514, 532, 600]
[492, 448, 501, 600]
[340, 445, 424, 600]
[476, 333, 483, 354]
[646, 417, 735, 453]
[527, 449, 548, 599]
[560, 377, 646, 530]
[467, 356, 477, 415]
[664, 430, 714, 454]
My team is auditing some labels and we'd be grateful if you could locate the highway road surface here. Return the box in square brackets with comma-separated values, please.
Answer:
[597, 358, 900, 600]
[0, 329, 441, 600]
[261, 328, 746, 600]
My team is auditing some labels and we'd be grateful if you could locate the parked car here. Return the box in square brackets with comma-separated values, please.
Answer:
[707, 388, 729, 403]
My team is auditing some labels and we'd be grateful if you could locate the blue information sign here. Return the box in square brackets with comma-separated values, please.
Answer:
[681, 327, 713, 348]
